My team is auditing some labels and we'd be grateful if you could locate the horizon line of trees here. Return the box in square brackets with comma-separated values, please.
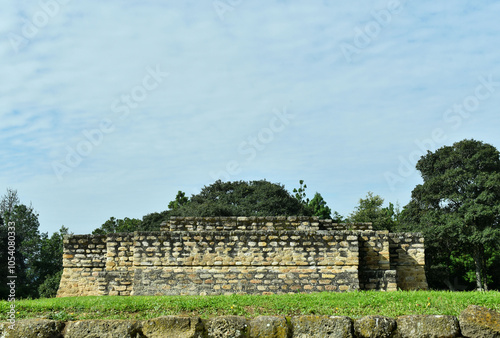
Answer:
[1, 138, 499, 299]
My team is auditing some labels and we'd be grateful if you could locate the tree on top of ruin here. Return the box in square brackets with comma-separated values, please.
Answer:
[170, 180, 309, 217]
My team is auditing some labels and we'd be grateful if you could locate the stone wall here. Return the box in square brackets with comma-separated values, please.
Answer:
[58, 235, 107, 297]
[57, 217, 427, 297]
[389, 233, 427, 290]
[3, 305, 499, 337]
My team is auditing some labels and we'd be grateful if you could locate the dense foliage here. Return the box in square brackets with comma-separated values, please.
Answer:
[348, 192, 400, 231]
[0, 189, 68, 299]
[171, 180, 309, 217]
[400, 139, 500, 291]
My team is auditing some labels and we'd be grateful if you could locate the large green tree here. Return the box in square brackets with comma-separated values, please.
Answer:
[0, 189, 42, 298]
[172, 180, 308, 216]
[0, 189, 72, 298]
[36, 226, 69, 298]
[402, 139, 500, 291]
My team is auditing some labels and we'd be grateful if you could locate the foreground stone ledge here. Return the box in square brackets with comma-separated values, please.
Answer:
[140, 316, 204, 337]
[0, 318, 65, 338]
[395, 315, 460, 338]
[291, 315, 353, 338]
[249, 316, 289, 337]
[354, 315, 396, 338]
[2, 306, 500, 337]
[204, 316, 249, 337]
[459, 305, 500, 338]
[64, 319, 141, 338]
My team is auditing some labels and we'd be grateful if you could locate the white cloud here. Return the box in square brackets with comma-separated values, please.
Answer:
[1, 1, 500, 234]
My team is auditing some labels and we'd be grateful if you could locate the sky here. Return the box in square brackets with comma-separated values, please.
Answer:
[1, 1, 500, 235]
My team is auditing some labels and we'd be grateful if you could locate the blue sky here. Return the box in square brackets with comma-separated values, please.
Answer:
[1, 1, 500, 235]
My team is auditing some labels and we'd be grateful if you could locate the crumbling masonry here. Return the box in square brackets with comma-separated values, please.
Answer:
[57, 216, 427, 297]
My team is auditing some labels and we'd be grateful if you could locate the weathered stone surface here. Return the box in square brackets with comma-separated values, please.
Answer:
[459, 305, 500, 338]
[0, 319, 64, 338]
[291, 315, 353, 337]
[354, 315, 396, 338]
[205, 316, 249, 338]
[395, 315, 460, 338]
[139, 316, 203, 337]
[64, 319, 140, 338]
[248, 316, 288, 337]
[58, 217, 428, 297]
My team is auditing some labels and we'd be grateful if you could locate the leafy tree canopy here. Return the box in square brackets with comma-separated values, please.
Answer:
[307, 192, 332, 219]
[0, 189, 45, 298]
[171, 180, 308, 217]
[401, 139, 500, 291]
[348, 192, 400, 230]
[92, 217, 143, 235]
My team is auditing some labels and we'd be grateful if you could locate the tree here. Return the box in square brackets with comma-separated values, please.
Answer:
[0, 189, 72, 299]
[307, 192, 332, 219]
[38, 270, 63, 298]
[293, 180, 309, 205]
[293, 181, 343, 220]
[348, 192, 399, 230]
[172, 180, 307, 216]
[35, 226, 69, 298]
[401, 139, 500, 291]
[167, 191, 189, 211]
[92, 217, 143, 235]
[0, 189, 42, 299]
[0, 187, 20, 216]
[141, 210, 170, 231]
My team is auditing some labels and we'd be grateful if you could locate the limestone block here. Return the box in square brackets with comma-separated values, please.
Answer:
[0, 319, 64, 338]
[139, 316, 203, 338]
[395, 315, 460, 338]
[354, 316, 396, 338]
[205, 316, 249, 338]
[64, 320, 141, 338]
[291, 315, 353, 337]
[459, 305, 500, 338]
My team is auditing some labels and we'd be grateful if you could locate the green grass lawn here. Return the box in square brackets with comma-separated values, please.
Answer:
[1, 291, 499, 321]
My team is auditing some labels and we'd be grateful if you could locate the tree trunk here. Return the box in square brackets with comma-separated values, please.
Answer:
[473, 245, 485, 291]
[482, 253, 489, 291]
[443, 278, 456, 291]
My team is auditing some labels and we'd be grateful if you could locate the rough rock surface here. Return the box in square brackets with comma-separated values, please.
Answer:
[291, 315, 353, 338]
[354, 315, 396, 338]
[249, 316, 289, 338]
[459, 305, 500, 338]
[395, 315, 460, 338]
[204, 316, 249, 338]
[64, 319, 140, 338]
[0, 319, 65, 338]
[248, 316, 289, 337]
[139, 316, 203, 337]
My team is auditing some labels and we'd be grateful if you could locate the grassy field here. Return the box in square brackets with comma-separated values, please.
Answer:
[1, 291, 499, 321]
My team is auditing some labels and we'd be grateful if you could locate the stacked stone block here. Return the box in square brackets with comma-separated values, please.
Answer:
[58, 235, 107, 297]
[164, 216, 321, 232]
[57, 217, 428, 297]
[389, 233, 428, 290]
[358, 230, 397, 291]
[130, 230, 359, 295]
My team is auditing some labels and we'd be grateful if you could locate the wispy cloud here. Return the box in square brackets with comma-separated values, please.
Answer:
[1, 1, 500, 234]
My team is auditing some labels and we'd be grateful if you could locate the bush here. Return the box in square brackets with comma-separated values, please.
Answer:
[38, 270, 63, 298]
